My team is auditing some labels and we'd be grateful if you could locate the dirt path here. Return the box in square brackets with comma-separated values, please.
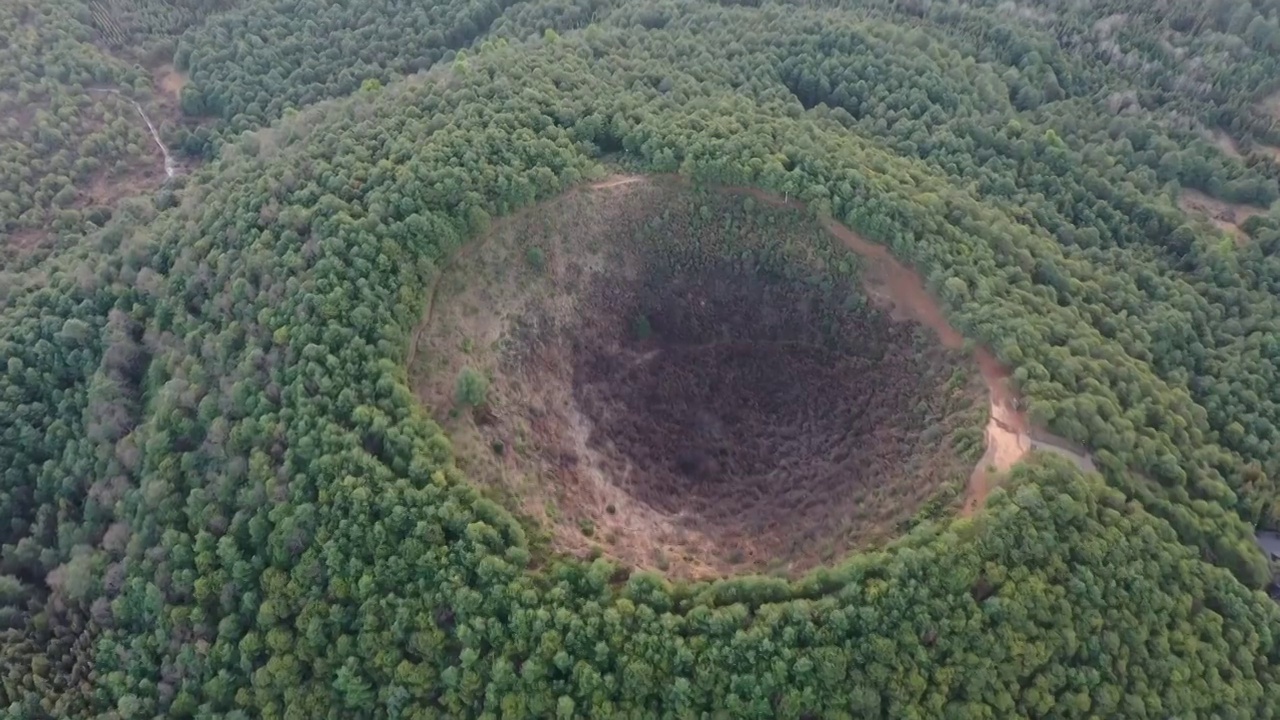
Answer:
[810, 203, 1032, 516]
[87, 88, 178, 178]
[411, 173, 1091, 514]
[589, 175, 646, 190]
[811, 205, 1093, 515]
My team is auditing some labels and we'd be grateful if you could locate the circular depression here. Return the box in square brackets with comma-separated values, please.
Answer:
[410, 178, 986, 578]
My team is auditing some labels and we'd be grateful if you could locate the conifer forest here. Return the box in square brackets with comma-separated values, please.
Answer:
[6, 0, 1280, 717]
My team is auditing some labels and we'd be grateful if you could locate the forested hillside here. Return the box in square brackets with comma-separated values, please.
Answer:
[5, 0, 1280, 717]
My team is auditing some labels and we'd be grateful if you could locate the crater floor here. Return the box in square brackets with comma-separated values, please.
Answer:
[411, 177, 987, 578]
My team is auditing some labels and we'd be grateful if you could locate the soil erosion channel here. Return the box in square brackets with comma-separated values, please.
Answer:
[411, 175, 1090, 579]
[87, 88, 178, 178]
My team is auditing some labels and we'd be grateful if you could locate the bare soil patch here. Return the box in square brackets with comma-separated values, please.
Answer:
[1179, 188, 1267, 245]
[1252, 143, 1280, 165]
[1261, 90, 1280, 123]
[155, 64, 189, 100]
[411, 177, 990, 578]
[1204, 128, 1280, 168]
[1209, 129, 1244, 160]
[149, 61, 208, 132]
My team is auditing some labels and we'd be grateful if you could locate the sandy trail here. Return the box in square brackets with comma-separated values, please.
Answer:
[87, 88, 177, 178]
[814, 205, 1030, 516]
[589, 176, 646, 190]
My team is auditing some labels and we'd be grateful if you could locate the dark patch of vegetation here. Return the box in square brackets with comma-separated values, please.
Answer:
[569, 219, 980, 570]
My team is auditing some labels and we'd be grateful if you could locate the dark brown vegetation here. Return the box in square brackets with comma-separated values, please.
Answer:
[573, 265, 977, 572]
[412, 179, 985, 578]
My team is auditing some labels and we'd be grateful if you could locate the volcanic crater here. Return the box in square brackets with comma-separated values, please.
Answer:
[410, 177, 988, 578]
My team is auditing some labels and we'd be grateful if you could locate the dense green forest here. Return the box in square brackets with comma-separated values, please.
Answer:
[5, 0, 1280, 717]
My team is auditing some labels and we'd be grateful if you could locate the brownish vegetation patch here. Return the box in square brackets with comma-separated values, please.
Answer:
[1209, 129, 1244, 160]
[80, 158, 165, 209]
[156, 63, 189, 100]
[1179, 188, 1267, 244]
[411, 177, 987, 579]
[4, 227, 51, 257]
[1261, 89, 1280, 123]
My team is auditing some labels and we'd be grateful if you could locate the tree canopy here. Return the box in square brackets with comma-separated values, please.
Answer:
[4, 0, 1280, 717]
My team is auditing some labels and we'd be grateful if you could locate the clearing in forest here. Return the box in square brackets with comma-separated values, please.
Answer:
[1261, 89, 1280, 123]
[1209, 129, 1244, 160]
[1178, 188, 1267, 244]
[1206, 127, 1280, 168]
[156, 63, 188, 100]
[411, 176, 1006, 579]
[148, 61, 203, 132]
